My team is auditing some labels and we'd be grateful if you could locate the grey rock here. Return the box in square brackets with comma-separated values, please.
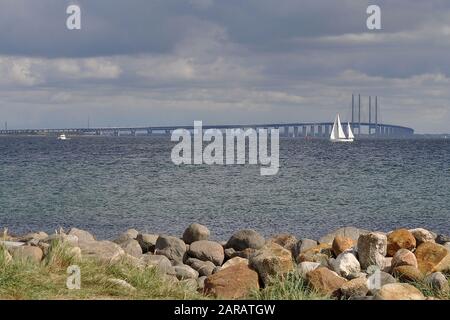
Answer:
[41, 234, 79, 247]
[409, 228, 436, 245]
[119, 239, 142, 258]
[367, 271, 397, 295]
[68, 228, 95, 243]
[294, 238, 318, 257]
[186, 257, 216, 276]
[114, 229, 139, 244]
[319, 226, 370, 244]
[142, 253, 173, 273]
[173, 264, 199, 280]
[18, 232, 48, 243]
[331, 252, 361, 278]
[436, 234, 450, 245]
[154, 235, 186, 263]
[225, 229, 265, 251]
[224, 248, 236, 259]
[78, 240, 125, 263]
[10, 245, 43, 263]
[136, 233, 158, 253]
[213, 266, 222, 274]
[424, 272, 449, 294]
[188, 240, 224, 266]
[182, 223, 210, 244]
[357, 232, 387, 269]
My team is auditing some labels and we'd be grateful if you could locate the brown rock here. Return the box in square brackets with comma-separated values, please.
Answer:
[249, 243, 294, 286]
[340, 277, 369, 298]
[268, 234, 297, 254]
[391, 249, 418, 268]
[392, 265, 424, 282]
[415, 242, 450, 274]
[387, 229, 416, 256]
[10, 245, 43, 263]
[374, 283, 425, 300]
[297, 243, 332, 264]
[203, 264, 259, 299]
[332, 236, 355, 256]
[221, 257, 248, 270]
[306, 267, 347, 296]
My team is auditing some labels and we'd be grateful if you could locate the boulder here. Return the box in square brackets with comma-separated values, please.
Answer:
[154, 235, 186, 263]
[224, 248, 236, 259]
[136, 233, 158, 253]
[268, 234, 297, 254]
[68, 228, 95, 243]
[182, 223, 210, 244]
[357, 232, 387, 269]
[173, 264, 199, 280]
[367, 270, 397, 295]
[10, 245, 43, 263]
[392, 265, 424, 282]
[374, 283, 425, 300]
[186, 258, 216, 277]
[391, 249, 418, 268]
[415, 242, 450, 274]
[332, 236, 355, 256]
[41, 234, 78, 247]
[114, 229, 139, 244]
[306, 267, 347, 296]
[78, 240, 125, 264]
[188, 240, 224, 266]
[435, 234, 450, 245]
[230, 248, 257, 259]
[382, 257, 393, 273]
[331, 252, 361, 278]
[409, 228, 435, 245]
[142, 254, 173, 273]
[119, 239, 142, 258]
[297, 261, 321, 278]
[296, 243, 332, 264]
[387, 229, 416, 256]
[221, 257, 248, 270]
[294, 238, 318, 257]
[340, 277, 369, 298]
[249, 243, 294, 286]
[225, 229, 265, 251]
[319, 227, 370, 244]
[204, 264, 259, 299]
[424, 272, 449, 294]
[18, 232, 48, 243]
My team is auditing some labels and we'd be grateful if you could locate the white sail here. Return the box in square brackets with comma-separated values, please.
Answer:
[336, 115, 346, 139]
[330, 115, 338, 140]
[347, 122, 354, 139]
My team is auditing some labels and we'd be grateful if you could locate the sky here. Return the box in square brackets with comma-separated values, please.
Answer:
[1, 0, 450, 133]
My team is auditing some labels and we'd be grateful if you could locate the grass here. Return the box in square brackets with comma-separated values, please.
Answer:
[0, 242, 204, 300]
[249, 272, 331, 300]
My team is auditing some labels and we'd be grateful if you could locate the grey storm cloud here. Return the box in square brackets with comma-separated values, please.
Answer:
[0, 0, 450, 133]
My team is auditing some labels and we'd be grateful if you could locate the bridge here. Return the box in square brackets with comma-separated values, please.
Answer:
[0, 121, 414, 137]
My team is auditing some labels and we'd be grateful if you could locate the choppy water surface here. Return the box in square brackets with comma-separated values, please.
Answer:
[0, 136, 449, 240]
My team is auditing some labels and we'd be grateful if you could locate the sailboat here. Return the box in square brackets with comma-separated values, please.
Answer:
[330, 114, 354, 142]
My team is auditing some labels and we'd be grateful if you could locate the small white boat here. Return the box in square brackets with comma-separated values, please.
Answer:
[57, 134, 68, 140]
[330, 114, 354, 142]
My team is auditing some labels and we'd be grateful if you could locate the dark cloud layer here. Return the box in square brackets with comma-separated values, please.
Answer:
[0, 0, 450, 132]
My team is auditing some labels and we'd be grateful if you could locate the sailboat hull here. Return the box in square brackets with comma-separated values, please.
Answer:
[331, 138, 354, 142]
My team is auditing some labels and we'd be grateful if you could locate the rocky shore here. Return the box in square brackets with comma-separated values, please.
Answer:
[1, 225, 450, 300]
